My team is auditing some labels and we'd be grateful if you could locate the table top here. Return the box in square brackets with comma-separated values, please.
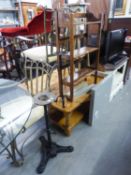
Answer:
[0, 79, 33, 154]
[52, 93, 91, 113]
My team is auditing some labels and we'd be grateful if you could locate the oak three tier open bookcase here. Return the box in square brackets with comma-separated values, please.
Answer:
[51, 9, 104, 135]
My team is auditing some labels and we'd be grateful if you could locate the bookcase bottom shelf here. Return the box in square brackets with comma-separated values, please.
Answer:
[51, 110, 84, 136]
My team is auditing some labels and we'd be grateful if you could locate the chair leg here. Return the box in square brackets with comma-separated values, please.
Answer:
[2, 72, 11, 79]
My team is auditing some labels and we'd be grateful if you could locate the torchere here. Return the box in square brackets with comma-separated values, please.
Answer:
[34, 92, 74, 174]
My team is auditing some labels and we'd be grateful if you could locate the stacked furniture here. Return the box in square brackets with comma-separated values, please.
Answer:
[50, 10, 104, 135]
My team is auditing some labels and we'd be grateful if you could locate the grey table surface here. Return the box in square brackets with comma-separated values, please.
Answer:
[0, 79, 33, 154]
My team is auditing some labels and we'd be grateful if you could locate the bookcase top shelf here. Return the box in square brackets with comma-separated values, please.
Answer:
[57, 12, 102, 28]
[58, 21, 101, 28]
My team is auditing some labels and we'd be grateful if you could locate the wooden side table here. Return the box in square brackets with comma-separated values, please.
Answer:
[50, 73, 104, 136]
[51, 93, 91, 136]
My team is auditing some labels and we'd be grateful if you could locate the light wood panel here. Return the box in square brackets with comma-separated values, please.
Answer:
[86, 0, 110, 31]
[16, 2, 37, 26]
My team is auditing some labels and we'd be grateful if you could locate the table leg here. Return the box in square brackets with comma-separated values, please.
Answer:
[64, 112, 72, 136]
[10, 139, 24, 166]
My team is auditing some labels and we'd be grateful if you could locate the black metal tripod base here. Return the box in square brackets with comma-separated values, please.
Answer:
[36, 136, 74, 174]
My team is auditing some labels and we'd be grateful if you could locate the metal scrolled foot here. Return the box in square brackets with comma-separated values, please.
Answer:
[36, 136, 73, 174]
[0, 126, 24, 166]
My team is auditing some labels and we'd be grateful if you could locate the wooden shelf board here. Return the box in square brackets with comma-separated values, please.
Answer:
[63, 69, 93, 86]
[68, 3, 88, 7]
[58, 20, 101, 28]
[59, 47, 99, 68]
[51, 110, 84, 132]
[72, 12, 101, 21]
[73, 12, 87, 18]
[86, 75, 103, 85]
[50, 104, 86, 135]
[65, 46, 98, 59]
[63, 69, 104, 87]
[59, 32, 87, 42]
[74, 21, 101, 25]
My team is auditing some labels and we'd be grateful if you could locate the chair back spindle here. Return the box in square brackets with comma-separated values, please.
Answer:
[24, 58, 57, 96]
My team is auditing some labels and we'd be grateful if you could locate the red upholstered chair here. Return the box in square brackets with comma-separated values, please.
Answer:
[0, 9, 53, 37]
[27, 9, 53, 35]
[0, 26, 28, 37]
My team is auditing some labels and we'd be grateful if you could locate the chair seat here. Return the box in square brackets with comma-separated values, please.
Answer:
[0, 26, 28, 37]
[21, 45, 57, 63]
